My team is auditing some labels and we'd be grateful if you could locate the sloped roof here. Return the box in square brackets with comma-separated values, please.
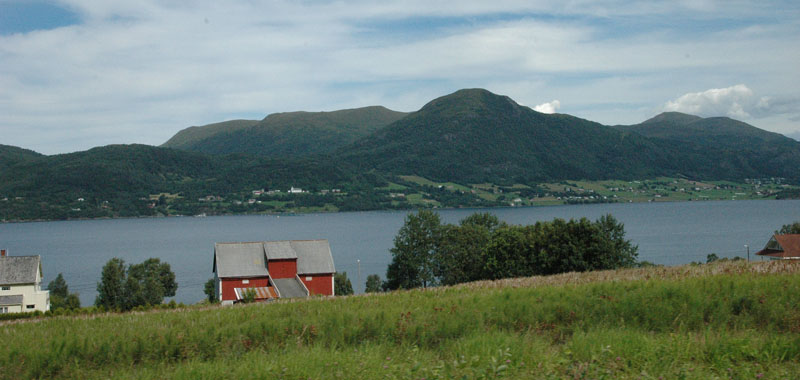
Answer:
[756, 234, 800, 258]
[213, 239, 335, 278]
[292, 240, 336, 274]
[272, 277, 308, 298]
[0, 255, 41, 285]
[213, 242, 269, 278]
[264, 241, 297, 260]
[0, 295, 23, 306]
[233, 286, 276, 301]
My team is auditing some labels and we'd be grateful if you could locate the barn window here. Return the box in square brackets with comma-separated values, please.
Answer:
[26, 305, 35, 309]
[242, 279, 250, 284]
[1, 286, 9, 290]
[306, 276, 312, 281]
[0, 307, 7, 313]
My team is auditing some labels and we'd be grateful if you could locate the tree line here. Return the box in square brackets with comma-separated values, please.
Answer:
[380, 210, 639, 290]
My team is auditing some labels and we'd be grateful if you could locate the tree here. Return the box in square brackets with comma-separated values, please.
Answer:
[385, 210, 442, 290]
[128, 258, 177, 297]
[204, 278, 217, 302]
[594, 214, 639, 269]
[95, 257, 178, 311]
[437, 222, 494, 284]
[365, 274, 382, 293]
[776, 221, 800, 234]
[334, 272, 353, 296]
[95, 258, 126, 310]
[47, 273, 80, 311]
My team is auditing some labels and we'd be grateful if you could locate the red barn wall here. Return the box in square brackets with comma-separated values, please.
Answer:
[268, 259, 297, 279]
[220, 277, 271, 301]
[300, 274, 334, 296]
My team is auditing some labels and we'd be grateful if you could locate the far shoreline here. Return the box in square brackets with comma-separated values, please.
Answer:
[2, 196, 794, 225]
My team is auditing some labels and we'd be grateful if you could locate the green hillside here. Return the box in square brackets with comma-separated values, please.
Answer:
[341, 90, 800, 183]
[612, 111, 800, 180]
[0, 144, 374, 220]
[0, 144, 43, 170]
[2, 261, 798, 379]
[162, 106, 407, 157]
[616, 111, 796, 146]
[339, 90, 704, 183]
[161, 119, 260, 149]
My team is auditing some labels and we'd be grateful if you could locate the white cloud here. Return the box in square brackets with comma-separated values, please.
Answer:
[533, 100, 561, 114]
[662, 85, 800, 120]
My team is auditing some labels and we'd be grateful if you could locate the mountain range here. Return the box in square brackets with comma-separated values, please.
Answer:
[2, 88, 799, 219]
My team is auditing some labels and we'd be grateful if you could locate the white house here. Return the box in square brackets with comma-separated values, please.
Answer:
[0, 250, 50, 313]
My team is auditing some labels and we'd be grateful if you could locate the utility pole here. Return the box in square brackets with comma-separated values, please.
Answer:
[357, 259, 361, 294]
[745, 244, 750, 262]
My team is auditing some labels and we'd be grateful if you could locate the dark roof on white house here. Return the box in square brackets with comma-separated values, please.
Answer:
[0, 255, 41, 285]
[272, 277, 309, 298]
[292, 240, 336, 274]
[0, 295, 23, 306]
[213, 242, 269, 278]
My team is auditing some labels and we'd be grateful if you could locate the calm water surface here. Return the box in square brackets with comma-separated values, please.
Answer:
[1, 199, 798, 305]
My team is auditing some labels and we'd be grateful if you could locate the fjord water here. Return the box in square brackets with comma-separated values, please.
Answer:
[1, 199, 798, 306]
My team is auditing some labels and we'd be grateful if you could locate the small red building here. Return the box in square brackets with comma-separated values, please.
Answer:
[755, 234, 800, 260]
[212, 239, 336, 304]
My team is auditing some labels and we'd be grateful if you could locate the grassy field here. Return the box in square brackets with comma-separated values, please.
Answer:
[2, 261, 799, 379]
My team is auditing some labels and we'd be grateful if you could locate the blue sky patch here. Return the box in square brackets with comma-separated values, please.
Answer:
[0, 1, 81, 35]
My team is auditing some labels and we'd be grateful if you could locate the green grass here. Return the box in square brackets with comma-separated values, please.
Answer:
[2, 261, 799, 379]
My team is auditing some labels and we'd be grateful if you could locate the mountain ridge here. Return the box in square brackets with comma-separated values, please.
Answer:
[162, 106, 408, 157]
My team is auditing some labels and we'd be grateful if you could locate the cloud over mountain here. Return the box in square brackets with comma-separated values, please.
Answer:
[663, 85, 800, 121]
[533, 100, 561, 114]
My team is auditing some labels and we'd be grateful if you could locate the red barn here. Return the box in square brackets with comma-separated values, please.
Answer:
[212, 240, 336, 304]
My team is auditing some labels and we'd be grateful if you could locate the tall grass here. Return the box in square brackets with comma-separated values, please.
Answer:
[1, 261, 799, 379]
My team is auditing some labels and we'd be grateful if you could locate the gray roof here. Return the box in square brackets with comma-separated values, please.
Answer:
[0, 256, 41, 285]
[264, 241, 297, 260]
[293, 240, 336, 274]
[272, 278, 308, 298]
[213, 242, 269, 278]
[0, 295, 23, 306]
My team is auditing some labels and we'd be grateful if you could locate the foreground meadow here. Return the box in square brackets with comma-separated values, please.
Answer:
[2, 261, 799, 379]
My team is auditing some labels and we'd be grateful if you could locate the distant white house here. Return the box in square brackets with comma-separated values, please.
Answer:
[0, 250, 50, 313]
[289, 187, 304, 194]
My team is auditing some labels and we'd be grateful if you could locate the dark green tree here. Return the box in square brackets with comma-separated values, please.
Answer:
[482, 225, 534, 279]
[95, 257, 177, 311]
[436, 222, 493, 285]
[95, 258, 127, 310]
[385, 210, 442, 290]
[776, 221, 800, 234]
[48, 273, 81, 311]
[204, 278, 217, 302]
[128, 258, 178, 302]
[334, 272, 354, 296]
[364, 274, 382, 293]
[47, 273, 68, 298]
[459, 212, 505, 231]
[594, 214, 639, 268]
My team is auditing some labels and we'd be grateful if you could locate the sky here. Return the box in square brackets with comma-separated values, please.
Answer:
[1, 0, 799, 155]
